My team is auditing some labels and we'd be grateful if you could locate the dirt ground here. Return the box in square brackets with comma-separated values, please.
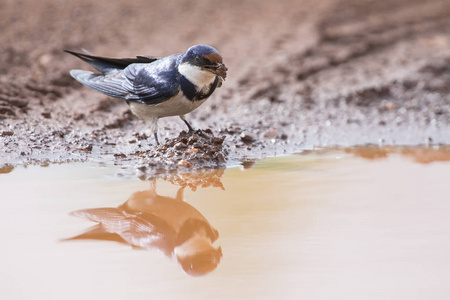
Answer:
[1, 0, 449, 171]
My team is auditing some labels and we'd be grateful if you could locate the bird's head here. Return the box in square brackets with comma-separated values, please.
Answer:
[179, 45, 227, 87]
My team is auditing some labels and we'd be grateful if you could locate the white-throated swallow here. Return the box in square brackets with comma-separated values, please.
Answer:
[65, 45, 227, 145]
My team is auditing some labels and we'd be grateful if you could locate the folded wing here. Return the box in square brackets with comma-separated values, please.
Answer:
[68, 52, 181, 105]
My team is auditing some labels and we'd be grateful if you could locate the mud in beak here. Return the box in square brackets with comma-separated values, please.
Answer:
[203, 63, 228, 80]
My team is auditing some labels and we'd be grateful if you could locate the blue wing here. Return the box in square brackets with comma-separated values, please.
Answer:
[122, 54, 181, 104]
[69, 54, 181, 105]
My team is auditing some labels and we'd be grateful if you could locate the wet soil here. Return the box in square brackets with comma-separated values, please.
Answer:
[1, 0, 449, 170]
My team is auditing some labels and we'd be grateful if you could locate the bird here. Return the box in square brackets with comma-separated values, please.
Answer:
[65, 45, 227, 145]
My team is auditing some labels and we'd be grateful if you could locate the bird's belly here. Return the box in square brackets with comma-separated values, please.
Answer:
[128, 94, 207, 120]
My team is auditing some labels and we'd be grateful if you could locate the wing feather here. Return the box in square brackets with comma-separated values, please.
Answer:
[69, 69, 129, 98]
[68, 54, 181, 104]
[122, 55, 181, 104]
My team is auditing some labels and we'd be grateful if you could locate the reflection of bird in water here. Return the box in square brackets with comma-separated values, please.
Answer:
[67, 180, 222, 276]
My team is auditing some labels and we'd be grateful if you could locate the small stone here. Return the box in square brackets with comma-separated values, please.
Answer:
[263, 129, 278, 139]
[241, 160, 255, 169]
[77, 144, 93, 152]
[174, 142, 187, 150]
[0, 164, 14, 174]
[42, 112, 51, 119]
[188, 135, 198, 145]
[1, 131, 14, 137]
[385, 102, 395, 110]
[213, 136, 225, 144]
[240, 132, 256, 143]
[188, 148, 199, 154]
[178, 160, 194, 168]
[193, 142, 203, 149]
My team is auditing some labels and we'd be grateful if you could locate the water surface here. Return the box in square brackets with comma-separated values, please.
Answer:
[1, 147, 450, 299]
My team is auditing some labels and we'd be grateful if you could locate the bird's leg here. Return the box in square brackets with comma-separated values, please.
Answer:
[183, 119, 194, 132]
[150, 117, 160, 145]
[179, 115, 194, 132]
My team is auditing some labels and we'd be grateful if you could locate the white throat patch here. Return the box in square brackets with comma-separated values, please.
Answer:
[178, 63, 216, 89]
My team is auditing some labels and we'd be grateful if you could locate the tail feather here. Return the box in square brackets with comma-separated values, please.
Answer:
[64, 49, 159, 74]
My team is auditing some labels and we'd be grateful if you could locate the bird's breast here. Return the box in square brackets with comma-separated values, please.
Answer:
[128, 93, 207, 120]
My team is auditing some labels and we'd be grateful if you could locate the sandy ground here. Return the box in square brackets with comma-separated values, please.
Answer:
[1, 0, 449, 171]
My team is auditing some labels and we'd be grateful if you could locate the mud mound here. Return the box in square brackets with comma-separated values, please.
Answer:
[129, 129, 227, 178]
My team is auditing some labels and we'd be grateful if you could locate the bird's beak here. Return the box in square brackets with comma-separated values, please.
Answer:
[203, 63, 228, 80]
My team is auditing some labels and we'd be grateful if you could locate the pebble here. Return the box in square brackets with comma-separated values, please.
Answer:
[385, 102, 395, 110]
[213, 136, 225, 144]
[193, 142, 204, 149]
[42, 112, 51, 119]
[76, 144, 93, 152]
[241, 160, 255, 169]
[1, 131, 14, 137]
[240, 131, 256, 143]
[174, 142, 187, 150]
[178, 160, 194, 168]
[0, 164, 14, 174]
[263, 129, 278, 139]
[188, 135, 198, 145]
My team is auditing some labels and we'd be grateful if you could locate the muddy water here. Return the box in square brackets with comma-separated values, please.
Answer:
[1, 147, 450, 299]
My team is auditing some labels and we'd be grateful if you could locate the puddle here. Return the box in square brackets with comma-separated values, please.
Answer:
[1, 147, 450, 299]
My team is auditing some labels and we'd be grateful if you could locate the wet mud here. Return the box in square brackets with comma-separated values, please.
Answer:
[1, 0, 449, 171]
